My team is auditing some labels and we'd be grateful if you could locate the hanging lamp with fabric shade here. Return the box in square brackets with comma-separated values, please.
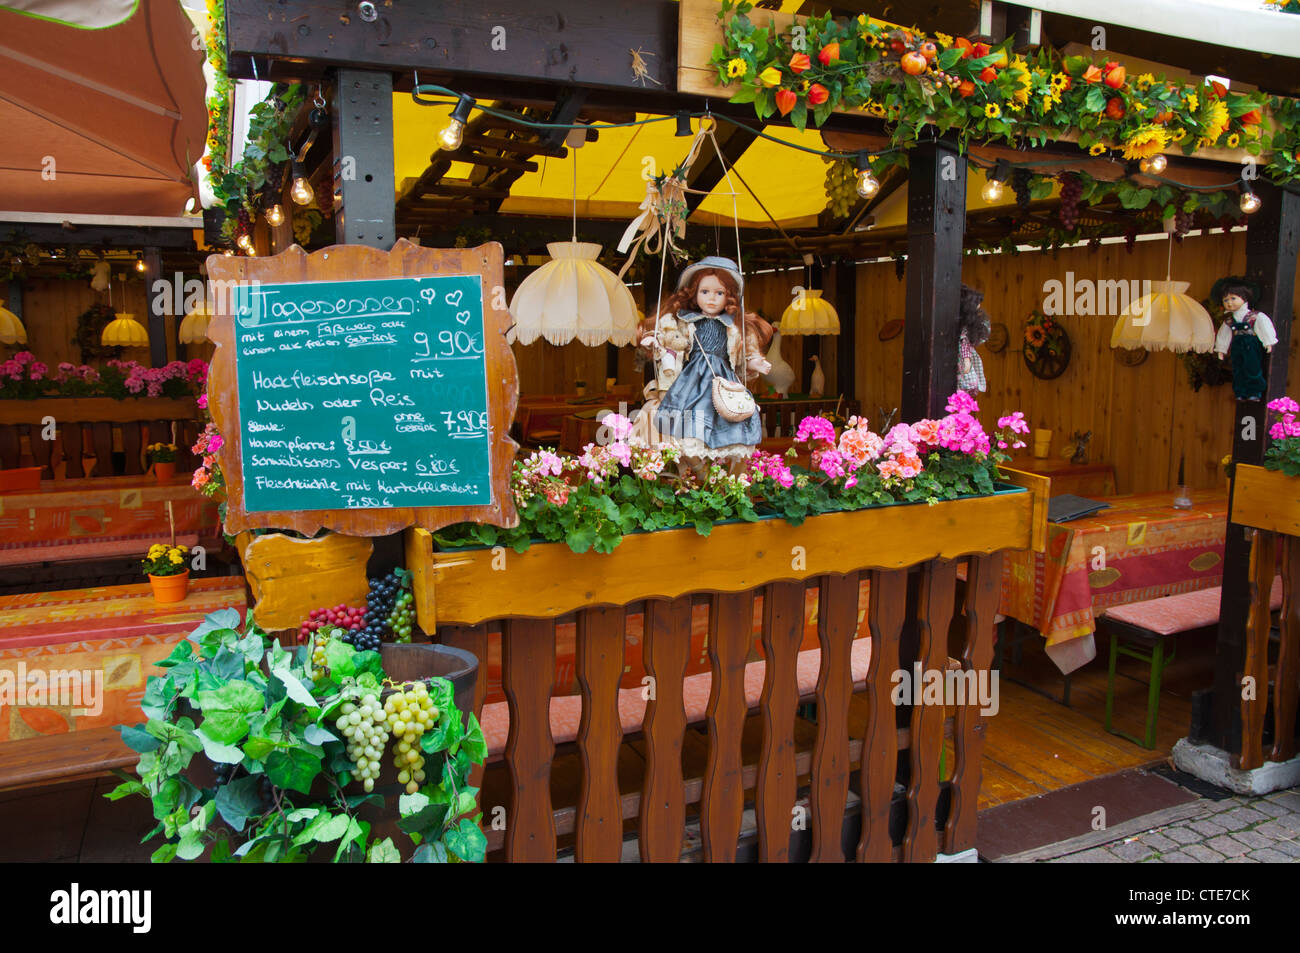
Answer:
[178, 303, 212, 344]
[1110, 280, 1215, 353]
[779, 289, 840, 335]
[101, 313, 150, 347]
[0, 306, 27, 344]
[508, 241, 639, 346]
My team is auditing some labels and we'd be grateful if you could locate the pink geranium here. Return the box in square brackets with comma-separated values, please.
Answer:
[817, 449, 846, 479]
[795, 415, 836, 446]
[945, 391, 979, 415]
[1268, 397, 1300, 416]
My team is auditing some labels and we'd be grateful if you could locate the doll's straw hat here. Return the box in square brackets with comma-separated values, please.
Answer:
[677, 256, 744, 295]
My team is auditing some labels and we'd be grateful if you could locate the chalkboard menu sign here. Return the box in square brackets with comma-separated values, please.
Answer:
[232, 274, 490, 513]
[206, 241, 519, 538]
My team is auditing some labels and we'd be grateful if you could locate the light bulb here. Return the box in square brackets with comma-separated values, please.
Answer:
[856, 170, 880, 198]
[264, 204, 285, 227]
[290, 174, 314, 206]
[1240, 189, 1261, 214]
[438, 118, 464, 151]
[982, 178, 1004, 203]
[135, 257, 146, 273]
[236, 233, 254, 254]
[1140, 154, 1167, 174]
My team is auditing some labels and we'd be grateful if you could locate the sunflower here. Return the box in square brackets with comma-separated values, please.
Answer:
[1042, 93, 1055, 113]
[1171, 127, 1188, 143]
[865, 100, 887, 118]
[985, 103, 1001, 119]
[1184, 92, 1198, 112]
[1121, 124, 1170, 160]
[1089, 142, 1108, 156]
[1011, 60, 1032, 107]
[934, 31, 954, 47]
[1202, 98, 1230, 144]
[726, 58, 748, 80]
[1025, 325, 1047, 346]
[1135, 73, 1156, 90]
[1226, 133, 1241, 148]
[1049, 72, 1069, 91]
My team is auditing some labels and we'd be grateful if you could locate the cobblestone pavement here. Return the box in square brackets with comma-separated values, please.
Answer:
[1046, 788, 1300, 863]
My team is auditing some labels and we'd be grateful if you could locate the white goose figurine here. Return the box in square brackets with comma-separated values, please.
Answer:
[762, 328, 797, 397]
[809, 355, 825, 397]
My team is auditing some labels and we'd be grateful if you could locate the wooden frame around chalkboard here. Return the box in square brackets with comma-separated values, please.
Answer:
[205, 240, 520, 537]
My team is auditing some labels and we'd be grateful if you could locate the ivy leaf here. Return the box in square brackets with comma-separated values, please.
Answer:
[116, 723, 161, 754]
[1083, 86, 1107, 113]
[213, 775, 264, 833]
[412, 842, 449, 863]
[729, 84, 757, 105]
[398, 791, 450, 838]
[271, 666, 318, 708]
[105, 779, 146, 801]
[195, 680, 264, 744]
[177, 830, 206, 860]
[791, 99, 808, 131]
[265, 748, 321, 795]
[443, 818, 488, 863]
[196, 726, 246, 764]
[151, 843, 177, 864]
[323, 639, 356, 680]
[937, 48, 964, 70]
[303, 724, 338, 746]
[366, 838, 402, 863]
[460, 713, 488, 765]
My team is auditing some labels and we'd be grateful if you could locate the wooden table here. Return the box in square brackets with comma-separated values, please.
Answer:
[1009, 455, 1117, 498]
[999, 488, 1227, 673]
[0, 473, 220, 567]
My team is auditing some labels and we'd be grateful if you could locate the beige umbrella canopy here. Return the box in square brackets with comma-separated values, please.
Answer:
[0, 0, 207, 216]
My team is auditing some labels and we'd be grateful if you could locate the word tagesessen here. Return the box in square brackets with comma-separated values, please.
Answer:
[232, 275, 493, 512]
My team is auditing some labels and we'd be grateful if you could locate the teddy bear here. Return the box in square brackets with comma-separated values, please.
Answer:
[640, 314, 692, 395]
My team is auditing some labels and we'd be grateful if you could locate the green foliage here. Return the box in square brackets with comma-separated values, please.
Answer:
[109, 611, 487, 863]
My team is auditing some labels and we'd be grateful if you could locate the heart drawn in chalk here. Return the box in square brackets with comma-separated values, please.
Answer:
[419, 288, 437, 305]
[455, 311, 471, 325]
[444, 290, 464, 307]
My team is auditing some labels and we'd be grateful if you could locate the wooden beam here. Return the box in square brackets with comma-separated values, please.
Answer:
[902, 141, 966, 420]
[1210, 182, 1300, 752]
[225, 0, 678, 90]
[0, 221, 197, 250]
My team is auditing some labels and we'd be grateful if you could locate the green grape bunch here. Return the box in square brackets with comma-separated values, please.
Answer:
[823, 158, 858, 219]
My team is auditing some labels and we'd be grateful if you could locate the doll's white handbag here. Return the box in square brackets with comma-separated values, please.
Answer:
[701, 348, 757, 423]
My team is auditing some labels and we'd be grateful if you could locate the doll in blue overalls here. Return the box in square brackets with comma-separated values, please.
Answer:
[1214, 284, 1276, 401]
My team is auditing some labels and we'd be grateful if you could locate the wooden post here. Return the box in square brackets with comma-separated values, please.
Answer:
[332, 69, 396, 250]
[834, 257, 856, 408]
[1207, 182, 1300, 752]
[901, 140, 966, 420]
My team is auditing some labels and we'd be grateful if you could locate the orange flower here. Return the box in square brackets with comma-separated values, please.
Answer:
[1083, 65, 1103, 84]
[789, 52, 811, 74]
[808, 83, 829, 105]
[1026, 325, 1047, 346]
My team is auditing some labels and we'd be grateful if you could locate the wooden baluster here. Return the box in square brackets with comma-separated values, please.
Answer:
[575, 605, 626, 862]
[1240, 530, 1275, 770]
[503, 617, 557, 862]
[858, 568, 906, 862]
[756, 581, 804, 863]
[90, 421, 114, 477]
[944, 552, 1002, 855]
[639, 596, 691, 863]
[62, 423, 84, 478]
[30, 423, 53, 478]
[810, 572, 859, 863]
[1272, 535, 1300, 763]
[0, 424, 19, 469]
[904, 559, 957, 863]
[122, 421, 144, 475]
[701, 590, 753, 863]
[438, 624, 491, 789]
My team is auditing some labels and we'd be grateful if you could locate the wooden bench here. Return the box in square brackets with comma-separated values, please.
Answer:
[1099, 579, 1282, 749]
[0, 728, 134, 792]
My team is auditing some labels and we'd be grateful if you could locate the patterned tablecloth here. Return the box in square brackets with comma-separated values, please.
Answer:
[1000, 489, 1228, 673]
[0, 474, 220, 566]
[0, 577, 247, 742]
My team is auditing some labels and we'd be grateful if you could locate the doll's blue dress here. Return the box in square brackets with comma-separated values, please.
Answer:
[655, 310, 761, 455]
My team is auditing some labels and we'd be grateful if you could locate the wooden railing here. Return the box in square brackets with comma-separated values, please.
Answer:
[757, 397, 858, 439]
[406, 482, 1045, 862]
[0, 397, 200, 479]
[1228, 464, 1300, 769]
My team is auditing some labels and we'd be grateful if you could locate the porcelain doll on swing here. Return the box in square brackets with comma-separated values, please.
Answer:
[633, 256, 774, 478]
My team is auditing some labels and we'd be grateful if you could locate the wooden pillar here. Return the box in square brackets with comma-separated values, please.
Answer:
[144, 247, 165, 367]
[834, 257, 857, 408]
[1206, 183, 1300, 751]
[332, 69, 396, 250]
[901, 140, 966, 420]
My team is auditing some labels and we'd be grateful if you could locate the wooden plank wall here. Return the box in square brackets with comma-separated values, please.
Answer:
[854, 232, 1300, 495]
[11, 277, 212, 368]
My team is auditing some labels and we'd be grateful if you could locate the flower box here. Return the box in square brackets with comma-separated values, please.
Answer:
[0, 397, 199, 426]
[406, 483, 1040, 628]
[1230, 463, 1300, 535]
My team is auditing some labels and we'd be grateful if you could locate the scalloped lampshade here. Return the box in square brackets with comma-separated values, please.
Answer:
[508, 241, 638, 347]
[0, 306, 27, 344]
[178, 303, 212, 344]
[779, 289, 840, 335]
[1110, 280, 1214, 353]
[101, 312, 150, 347]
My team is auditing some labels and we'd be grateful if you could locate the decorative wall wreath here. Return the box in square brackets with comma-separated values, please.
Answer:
[1022, 311, 1071, 380]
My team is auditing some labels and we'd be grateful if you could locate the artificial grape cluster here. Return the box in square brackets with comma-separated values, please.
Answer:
[310, 628, 333, 682]
[1010, 168, 1033, 211]
[387, 586, 414, 644]
[336, 693, 391, 793]
[358, 571, 413, 646]
[1172, 209, 1193, 240]
[1057, 173, 1082, 229]
[384, 683, 438, 795]
[298, 603, 365, 645]
[823, 157, 858, 219]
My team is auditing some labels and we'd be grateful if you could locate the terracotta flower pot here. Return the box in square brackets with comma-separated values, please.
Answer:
[148, 570, 189, 603]
[153, 461, 177, 483]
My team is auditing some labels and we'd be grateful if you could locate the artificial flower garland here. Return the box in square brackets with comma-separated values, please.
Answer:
[708, 1, 1298, 186]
